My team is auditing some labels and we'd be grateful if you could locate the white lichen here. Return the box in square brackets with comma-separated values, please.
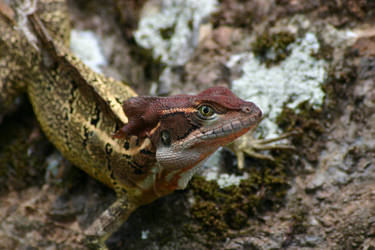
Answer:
[141, 230, 150, 240]
[207, 172, 249, 188]
[70, 30, 107, 73]
[135, 0, 218, 66]
[227, 32, 328, 138]
[45, 153, 63, 181]
[200, 150, 249, 188]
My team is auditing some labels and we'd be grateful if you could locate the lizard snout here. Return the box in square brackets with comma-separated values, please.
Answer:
[241, 102, 262, 119]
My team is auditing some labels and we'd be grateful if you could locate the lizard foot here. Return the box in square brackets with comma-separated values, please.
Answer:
[227, 129, 299, 170]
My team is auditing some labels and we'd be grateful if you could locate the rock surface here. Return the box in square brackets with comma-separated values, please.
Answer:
[1, 0, 375, 249]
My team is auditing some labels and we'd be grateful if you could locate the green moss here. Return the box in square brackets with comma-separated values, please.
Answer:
[190, 200, 228, 238]
[276, 101, 325, 163]
[252, 31, 295, 67]
[187, 161, 290, 243]
[276, 102, 323, 133]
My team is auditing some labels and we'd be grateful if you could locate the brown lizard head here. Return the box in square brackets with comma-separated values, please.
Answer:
[115, 86, 262, 197]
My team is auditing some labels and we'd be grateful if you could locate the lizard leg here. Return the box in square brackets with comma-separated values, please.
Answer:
[227, 131, 298, 170]
[84, 196, 138, 250]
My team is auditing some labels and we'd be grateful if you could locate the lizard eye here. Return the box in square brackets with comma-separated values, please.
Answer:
[198, 105, 214, 118]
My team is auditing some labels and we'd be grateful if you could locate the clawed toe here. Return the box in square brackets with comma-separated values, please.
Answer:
[227, 130, 299, 169]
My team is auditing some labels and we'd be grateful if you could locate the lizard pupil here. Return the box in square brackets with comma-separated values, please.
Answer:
[161, 130, 171, 146]
[198, 105, 214, 117]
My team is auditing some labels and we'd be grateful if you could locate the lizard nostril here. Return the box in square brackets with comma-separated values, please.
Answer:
[241, 103, 262, 118]
[241, 105, 252, 113]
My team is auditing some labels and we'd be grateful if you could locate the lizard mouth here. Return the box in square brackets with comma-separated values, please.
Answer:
[200, 115, 260, 141]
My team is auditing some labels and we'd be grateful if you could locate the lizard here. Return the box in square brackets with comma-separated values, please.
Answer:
[0, 0, 293, 249]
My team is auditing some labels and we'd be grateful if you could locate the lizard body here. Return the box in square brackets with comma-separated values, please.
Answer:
[0, 0, 263, 248]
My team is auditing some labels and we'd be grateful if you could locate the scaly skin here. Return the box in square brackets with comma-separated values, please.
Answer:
[0, 1, 264, 249]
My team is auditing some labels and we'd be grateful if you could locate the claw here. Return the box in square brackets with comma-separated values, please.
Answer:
[227, 130, 299, 170]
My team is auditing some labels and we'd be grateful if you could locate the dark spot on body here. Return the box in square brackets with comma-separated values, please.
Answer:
[114, 121, 120, 132]
[140, 149, 154, 156]
[82, 126, 90, 147]
[110, 171, 116, 180]
[105, 143, 113, 155]
[68, 82, 78, 114]
[90, 103, 101, 126]
[124, 141, 130, 150]
[115, 97, 122, 104]
[131, 161, 143, 169]
[122, 154, 131, 159]
[129, 161, 144, 175]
